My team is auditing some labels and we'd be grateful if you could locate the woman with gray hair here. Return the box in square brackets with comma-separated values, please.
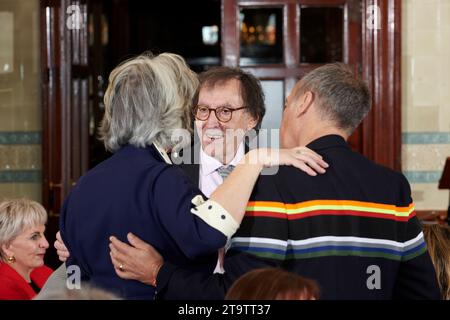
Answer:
[58, 52, 327, 299]
[0, 198, 52, 299]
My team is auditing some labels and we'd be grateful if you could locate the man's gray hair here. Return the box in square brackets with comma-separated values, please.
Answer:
[297, 63, 371, 134]
[100, 52, 199, 152]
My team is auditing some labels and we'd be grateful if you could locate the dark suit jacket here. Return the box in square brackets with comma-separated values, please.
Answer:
[60, 144, 225, 299]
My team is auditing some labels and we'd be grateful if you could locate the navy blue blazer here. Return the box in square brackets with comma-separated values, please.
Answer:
[60, 144, 226, 299]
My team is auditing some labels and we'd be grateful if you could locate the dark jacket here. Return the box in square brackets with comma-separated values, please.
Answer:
[60, 144, 224, 299]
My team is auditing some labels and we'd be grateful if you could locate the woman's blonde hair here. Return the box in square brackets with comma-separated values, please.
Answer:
[99, 52, 198, 152]
[0, 198, 48, 261]
[423, 224, 450, 299]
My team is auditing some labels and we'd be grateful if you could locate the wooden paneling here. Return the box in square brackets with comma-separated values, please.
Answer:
[41, 0, 72, 216]
[41, 0, 89, 213]
[41, 0, 90, 268]
[362, 0, 401, 171]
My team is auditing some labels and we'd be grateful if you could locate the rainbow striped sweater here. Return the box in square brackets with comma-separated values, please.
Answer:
[225, 135, 440, 299]
[157, 135, 441, 300]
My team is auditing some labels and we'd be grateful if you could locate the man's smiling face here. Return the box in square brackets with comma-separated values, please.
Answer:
[195, 78, 257, 164]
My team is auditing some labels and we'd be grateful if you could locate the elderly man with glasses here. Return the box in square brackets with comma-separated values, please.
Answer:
[178, 67, 266, 199]
[175, 67, 266, 274]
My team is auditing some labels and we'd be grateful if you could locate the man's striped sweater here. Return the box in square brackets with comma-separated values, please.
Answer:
[157, 135, 441, 299]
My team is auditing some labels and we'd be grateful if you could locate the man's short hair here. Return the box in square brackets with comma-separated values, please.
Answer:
[193, 67, 266, 130]
[297, 63, 371, 134]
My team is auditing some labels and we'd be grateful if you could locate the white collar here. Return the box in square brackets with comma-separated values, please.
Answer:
[200, 141, 245, 176]
[152, 142, 172, 164]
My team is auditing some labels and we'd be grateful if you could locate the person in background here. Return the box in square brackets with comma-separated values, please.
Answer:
[0, 198, 52, 300]
[423, 223, 450, 299]
[225, 268, 319, 300]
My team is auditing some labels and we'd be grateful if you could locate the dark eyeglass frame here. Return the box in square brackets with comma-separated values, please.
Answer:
[193, 105, 248, 123]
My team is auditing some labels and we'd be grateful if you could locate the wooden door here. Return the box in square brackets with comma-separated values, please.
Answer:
[40, 0, 90, 267]
[222, 0, 401, 170]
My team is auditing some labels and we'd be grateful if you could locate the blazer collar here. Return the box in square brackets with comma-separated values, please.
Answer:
[152, 142, 172, 164]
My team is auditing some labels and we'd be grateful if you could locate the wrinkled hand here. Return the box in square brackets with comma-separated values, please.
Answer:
[247, 147, 329, 176]
[55, 231, 70, 262]
[109, 233, 163, 286]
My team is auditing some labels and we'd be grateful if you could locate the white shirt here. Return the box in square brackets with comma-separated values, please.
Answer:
[199, 142, 246, 198]
[198, 142, 246, 273]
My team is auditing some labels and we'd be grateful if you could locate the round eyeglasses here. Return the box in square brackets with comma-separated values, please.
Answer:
[193, 105, 248, 123]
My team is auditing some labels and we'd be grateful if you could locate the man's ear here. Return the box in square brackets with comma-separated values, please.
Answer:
[296, 91, 315, 117]
[246, 116, 258, 131]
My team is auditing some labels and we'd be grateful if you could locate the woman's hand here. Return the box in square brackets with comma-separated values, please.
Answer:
[244, 147, 328, 176]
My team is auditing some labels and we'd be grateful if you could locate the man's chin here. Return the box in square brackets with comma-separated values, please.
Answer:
[202, 143, 224, 160]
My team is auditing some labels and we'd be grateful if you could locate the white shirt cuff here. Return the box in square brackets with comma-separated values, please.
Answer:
[190, 195, 239, 239]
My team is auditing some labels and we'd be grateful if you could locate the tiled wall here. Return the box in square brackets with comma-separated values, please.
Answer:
[0, 0, 41, 202]
[402, 0, 450, 210]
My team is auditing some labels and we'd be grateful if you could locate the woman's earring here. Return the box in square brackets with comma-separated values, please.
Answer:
[7, 256, 15, 263]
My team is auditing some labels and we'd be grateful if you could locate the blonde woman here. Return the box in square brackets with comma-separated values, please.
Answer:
[0, 199, 52, 299]
[423, 224, 450, 299]
[58, 52, 327, 299]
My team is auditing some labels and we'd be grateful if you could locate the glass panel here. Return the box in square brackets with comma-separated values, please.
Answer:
[128, 1, 221, 73]
[256, 80, 284, 149]
[239, 7, 283, 66]
[0, 0, 42, 201]
[300, 6, 343, 63]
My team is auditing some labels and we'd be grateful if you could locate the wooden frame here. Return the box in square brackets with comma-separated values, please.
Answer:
[222, 0, 401, 171]
[361, 0, 402, 171]
[41, 0, 89, 216]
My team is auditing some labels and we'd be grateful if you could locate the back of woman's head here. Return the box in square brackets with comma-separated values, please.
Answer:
[423, 224, 450, 299]
[100, 52, 198, 152]
[0, 198, 47, 261]
[225, 268, 319, 300]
